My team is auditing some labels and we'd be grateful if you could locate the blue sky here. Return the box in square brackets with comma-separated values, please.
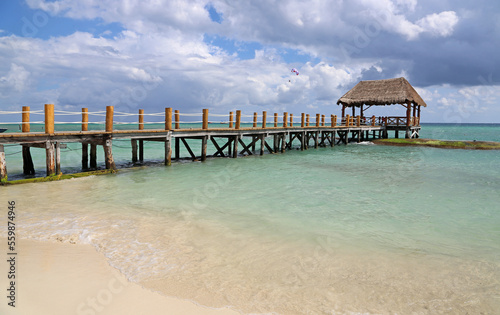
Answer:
[0, 0, 499, 123]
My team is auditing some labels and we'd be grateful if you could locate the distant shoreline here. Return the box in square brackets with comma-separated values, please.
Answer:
[373, 138, 500, 150]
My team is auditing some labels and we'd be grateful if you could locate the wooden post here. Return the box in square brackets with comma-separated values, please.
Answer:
[333, 115, 337, 126]
[22, 106, 30, 132]
[165, 107, 172, 130]
[260, 134, 265, 155]
[229, 111, 234, 128]
[164, 135, 171, 166]
[356, 115, 361, 127]
[82, 143, 88, 169]
[262, 111, 267, 128]
[139, 109, 144, 130]
[301, 113, 305, 127]
[371, 115, 376, 126]
[316, 114, 320, 127]
[103, 138, 116, 170]
[413, 104, 417, 126]
[232, 135, 239, 158]
[235, 110, 241, 129]
[341, 105, 345, 119]
[175, 110, 180, 129]
[131, 140, 138, 163]
[45, 104, 54, 134]
[274, 113, 278, 127]
[290, 113, 293, 127]
[90, 144, 97, 169]
[201, 136, 207, 161]
[417, 105, 421, 126]
[352, 106, 355, 117]
[281, 133, 286, 153]
[22, 146, 35, 175]
[0, 145, 7, 182]
[82, 108, 88, 131]
[306, 114, 310, 127]
[345, 114, 350, 127]
[175, 138, 180, 160]
[46, 141, 55, 176]
[139, 140, 144, 161]
[55, 142, 61, 174]
[202, 108, 209, 130]
[253, 112, 258, 128]
[283, 112, 288, 128]
[331, 115, 334, 127]
[321, 115, 325, 126]
[105, 105, 114, 132]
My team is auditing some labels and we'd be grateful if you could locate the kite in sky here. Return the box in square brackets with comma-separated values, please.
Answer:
[291, 68, 299, 75]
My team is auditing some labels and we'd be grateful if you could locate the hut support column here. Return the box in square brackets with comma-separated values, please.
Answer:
[0, 145, 7, 182]
[22, 145, 35, 175]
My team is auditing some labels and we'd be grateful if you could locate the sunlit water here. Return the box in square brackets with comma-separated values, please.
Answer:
[1, 124, 500, 314]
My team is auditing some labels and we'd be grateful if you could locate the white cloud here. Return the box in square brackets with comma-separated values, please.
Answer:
[417, 11, 459, 37]
[0, 64, 31, 95]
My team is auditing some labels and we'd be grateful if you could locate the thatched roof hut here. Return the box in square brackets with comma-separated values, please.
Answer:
[337, 77, 427, 108]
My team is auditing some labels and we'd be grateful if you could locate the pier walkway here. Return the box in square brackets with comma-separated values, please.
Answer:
[0, 105, 421, 182]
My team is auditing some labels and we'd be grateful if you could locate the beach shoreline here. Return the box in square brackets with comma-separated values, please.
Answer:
[0, 239, 239, 315]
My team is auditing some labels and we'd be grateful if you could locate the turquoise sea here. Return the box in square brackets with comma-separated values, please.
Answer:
[1, 123, 500, 314]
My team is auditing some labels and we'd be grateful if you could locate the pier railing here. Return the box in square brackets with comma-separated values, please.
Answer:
[1, 105, 391, 134]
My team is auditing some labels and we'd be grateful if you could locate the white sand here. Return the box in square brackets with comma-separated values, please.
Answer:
[0, 239, 239, 315]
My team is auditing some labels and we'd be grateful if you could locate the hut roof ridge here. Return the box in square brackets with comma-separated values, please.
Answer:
[337, 77, 427, 107]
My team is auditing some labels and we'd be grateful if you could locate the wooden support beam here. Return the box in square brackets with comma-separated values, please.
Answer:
[274, 113, 278, 127]
[90, 144, 97, 169]
[331, 130, 335, 147]
[314, 131, 319, 149]
[175, 110, 180, 129]
[45, 104, 54, 134]
[45, 141, 56, 176]
[106, 106, 114, 132]
[165, 135, 171, 166]
[139, 140, 144, 161]
[82, 108, 88, 131]
[341, 105, 345, 118]
[55, 142, 61, 174]
[281, 133, 286, 153]
[232, 135, 239, 158]
[139, 109, 144, 130]
[306, 114, 310, 127]
[131, 139, 138, 163]
[253, 112, 258, 128]
[165, 108, 172, 130]
[283, 112, 288, 128]
[321, 115, 325, 127]
[82, 143, 88, 169]
[238, 138, 254, 156]
[202, 109, 209, 130]
[229, 111, 234, 128]
[103, 138, 116, 170]
[22, 106, 30, 132]
[0, 145, 7, 182]
[175, 137, 180, 159]
[290, 113, 293, 127]
[301, 113, 305, 128]
[260, 134, 265, 155]
[235, 110, 241, 130]
[316, 114, 320, 127]
[211, 137, 230, 157]
[180, 138, 196, 160]
[262, 111, 267, 128]
[201, 136, 208, 161]
[22, 145, 35, 175]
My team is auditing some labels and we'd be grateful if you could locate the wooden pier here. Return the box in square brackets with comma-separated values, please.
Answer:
[0, 105, 421, 183]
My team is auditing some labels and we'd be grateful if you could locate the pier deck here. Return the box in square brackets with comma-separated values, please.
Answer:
[0, 105, 421, 183]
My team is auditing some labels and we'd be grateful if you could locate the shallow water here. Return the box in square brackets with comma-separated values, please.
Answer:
[2, 123, 500, 313]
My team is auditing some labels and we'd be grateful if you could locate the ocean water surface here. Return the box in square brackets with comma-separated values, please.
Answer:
[1, 123, 500, 314]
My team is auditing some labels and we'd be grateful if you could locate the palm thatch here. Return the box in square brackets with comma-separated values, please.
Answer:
[337, 77, 427, 107]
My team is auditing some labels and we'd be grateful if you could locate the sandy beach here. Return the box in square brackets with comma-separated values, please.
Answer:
[0, 239, 239, 315]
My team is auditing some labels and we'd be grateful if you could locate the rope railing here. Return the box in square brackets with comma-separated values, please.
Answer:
[3, 105, 409, 135]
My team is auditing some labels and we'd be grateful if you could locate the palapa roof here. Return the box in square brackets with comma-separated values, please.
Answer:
[337, 77, 427, 107]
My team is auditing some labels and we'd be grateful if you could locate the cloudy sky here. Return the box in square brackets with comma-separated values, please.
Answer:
[0, 0, 499, 123]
